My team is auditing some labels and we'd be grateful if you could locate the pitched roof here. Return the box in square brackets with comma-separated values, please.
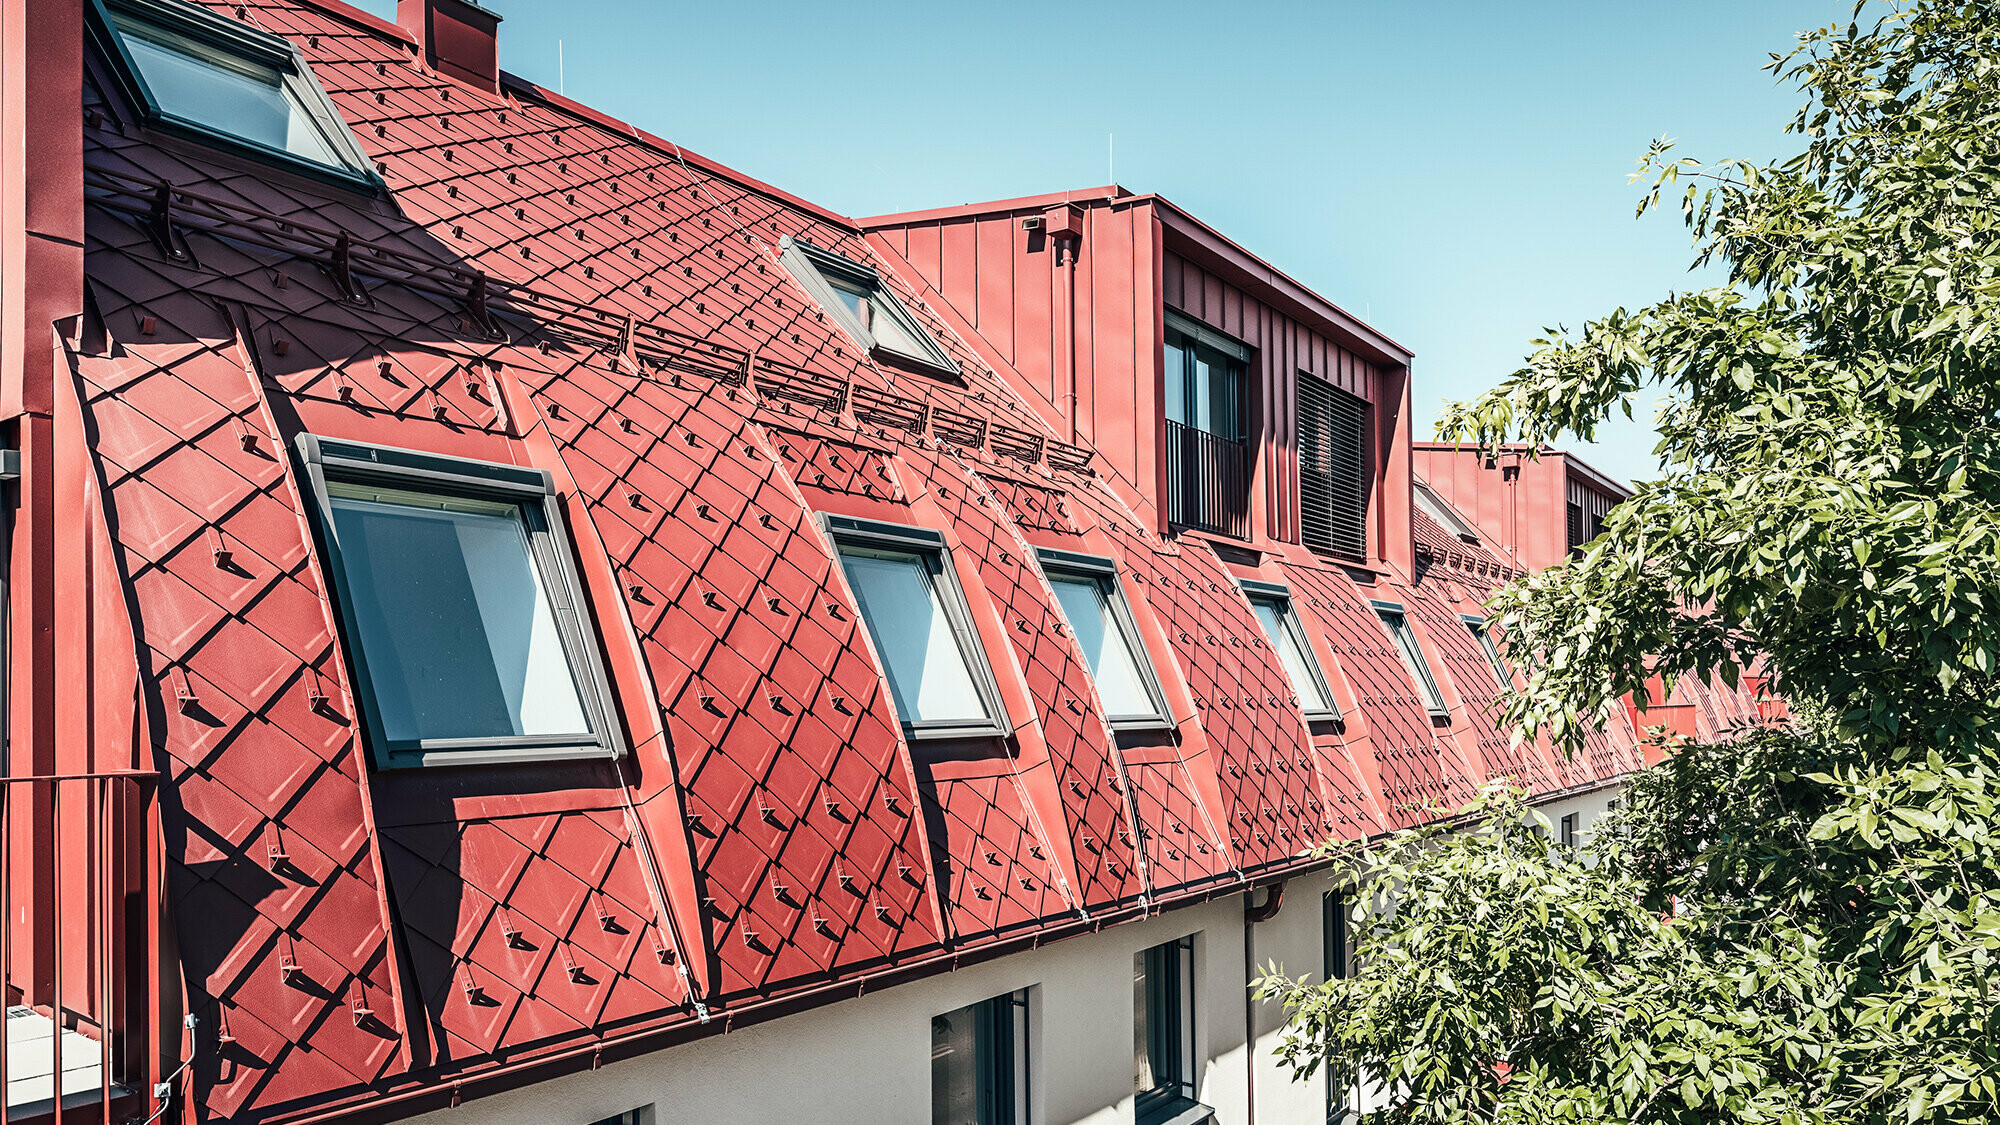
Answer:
[63, 4, 1654, 1119]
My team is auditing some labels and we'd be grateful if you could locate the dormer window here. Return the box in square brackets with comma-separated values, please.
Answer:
[297, 437, 625, 769]
[1241, 580, 1340, 724]
[90, 0, 376, 187]
[780, 237, 959, 376]
[1036, 549, 1172, 731]
[825, 516, 1008, 741]
[1372, 601, 1449, 720]
[1297, 375, 1369, 560]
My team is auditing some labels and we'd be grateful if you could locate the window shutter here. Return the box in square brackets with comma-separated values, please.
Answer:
[1297, 377, 1369, 560]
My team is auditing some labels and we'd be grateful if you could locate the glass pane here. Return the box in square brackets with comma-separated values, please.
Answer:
[1164, 339, 1189, 426]
[1048, 574, 1155, 718]
[867, 295, 933, 359]
[828, 279, 872, 325]
[1133, 950, 1155, 1094]
[1192, 352, 1216, 434]
[1253, 599, 1334, 713]
[328, 485, 590, 743]
[840, 548, 989, 725]
[933, 1003, 979, 1125]
[113, 14, 347, 168]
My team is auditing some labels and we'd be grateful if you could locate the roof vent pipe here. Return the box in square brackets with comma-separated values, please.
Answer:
[398, 0, 503, 94]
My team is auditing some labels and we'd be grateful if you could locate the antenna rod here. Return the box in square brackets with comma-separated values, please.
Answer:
[1108, 133, 1114, 184]
[559, 40, 566, 94]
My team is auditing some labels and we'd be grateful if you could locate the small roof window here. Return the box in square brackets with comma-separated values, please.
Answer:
[298, 437, 625, 769]
[1241, 580, 1341, 724]
[1037, 549, 1172, 731]
[1373, 600, 1450, 720]
[90, 0, 376, 187]
[826, 516, 1008, 741]
[1460, 614, 1515, 687]
[780, 237, 960, 376]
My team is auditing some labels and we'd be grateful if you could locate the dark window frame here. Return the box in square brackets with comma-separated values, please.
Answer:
[779, 236, 961, 377]
[932, 989, 1031, 1125]
[295, 435, 626, 771]
[1163, 310, 1252, 540]
[1241, 579, 1341, 725]
[1135, 934, 1205, 1125]
[1560, 813, 1579, 848]
[1035, 548, 1173, 732]
[1324, 891, 1355, 1124]
[1459, 614, 1513, 687]
[1163, 309, 1250, 441]
[1296, 375, 1370, 562]
[87, 0, 380, 192]
[1371, 600, 1449, 720]
[824, 515, 1012, 742]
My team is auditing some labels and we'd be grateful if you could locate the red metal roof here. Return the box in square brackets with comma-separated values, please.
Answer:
[30, 1, 1729, 1119]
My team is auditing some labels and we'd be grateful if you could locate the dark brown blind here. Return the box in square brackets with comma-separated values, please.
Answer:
[1297, 376, 1368, 560]
[1566, 474, 1615, 553]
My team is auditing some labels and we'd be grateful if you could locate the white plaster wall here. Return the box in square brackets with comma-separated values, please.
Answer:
[398, 786, 1625, 1125]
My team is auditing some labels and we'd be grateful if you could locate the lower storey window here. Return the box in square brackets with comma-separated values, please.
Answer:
[1135, 935, 1204, 1124]
[933, 990, 1029, 1125]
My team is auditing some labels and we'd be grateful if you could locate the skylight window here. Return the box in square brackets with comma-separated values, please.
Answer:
[1241, 580, 1340, 723]
[298, 437, 623, 769]
[1461, 614, 1514, 686]
[91, 0, 375, 187]
[1037, 549, 1171, 731]
[780, 237, 960, 376]
[1373, 601, 1450, 719]
[827, 517, 1008, 740]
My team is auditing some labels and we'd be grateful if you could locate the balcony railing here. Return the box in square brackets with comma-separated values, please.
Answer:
[3, 771, 158, 1125]
[1164, 419, 1249, 539]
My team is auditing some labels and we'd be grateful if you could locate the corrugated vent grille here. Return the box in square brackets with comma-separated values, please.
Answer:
[1297, 377, 1368, 560]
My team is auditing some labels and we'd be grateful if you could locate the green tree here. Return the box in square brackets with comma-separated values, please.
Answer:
[1260, 3, 2000, 1121]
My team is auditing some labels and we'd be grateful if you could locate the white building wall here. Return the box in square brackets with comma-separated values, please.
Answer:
[401, 787, 1621, 1125]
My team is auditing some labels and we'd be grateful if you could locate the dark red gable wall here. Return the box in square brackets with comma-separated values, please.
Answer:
[867, 201, 1166, 528]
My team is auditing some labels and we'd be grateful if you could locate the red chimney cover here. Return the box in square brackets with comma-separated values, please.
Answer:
[399, 0, 502, 94]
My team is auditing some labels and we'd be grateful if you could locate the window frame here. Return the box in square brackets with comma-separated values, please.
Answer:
[87, 0, 380, 192]
[1324, 891, 1356, 1124]
[1240, 579, 1341, 725]
[1035, 548, 1173, 732]
[824, 515, 1011, 742]
[1371, 600, 1449, 720]
[779, 236, 961, 377]
[1163, 308, 1249, 441]
[932, 989, 1031, 1125]
[296, 435, 626, 770]
[1560, 812, 1579, 848]
[1135, 934, 1204, 1125]
[1459, 614, 1514, 687]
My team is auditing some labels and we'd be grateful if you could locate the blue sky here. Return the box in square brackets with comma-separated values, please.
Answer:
[358, 0, 1839, 485]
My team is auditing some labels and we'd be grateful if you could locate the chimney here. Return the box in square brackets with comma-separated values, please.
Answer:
[398, 0, 502, 95]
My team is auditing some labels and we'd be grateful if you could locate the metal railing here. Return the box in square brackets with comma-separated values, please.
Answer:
[3, 772, 158, 1125]
[1164, 419, 1249, 538]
